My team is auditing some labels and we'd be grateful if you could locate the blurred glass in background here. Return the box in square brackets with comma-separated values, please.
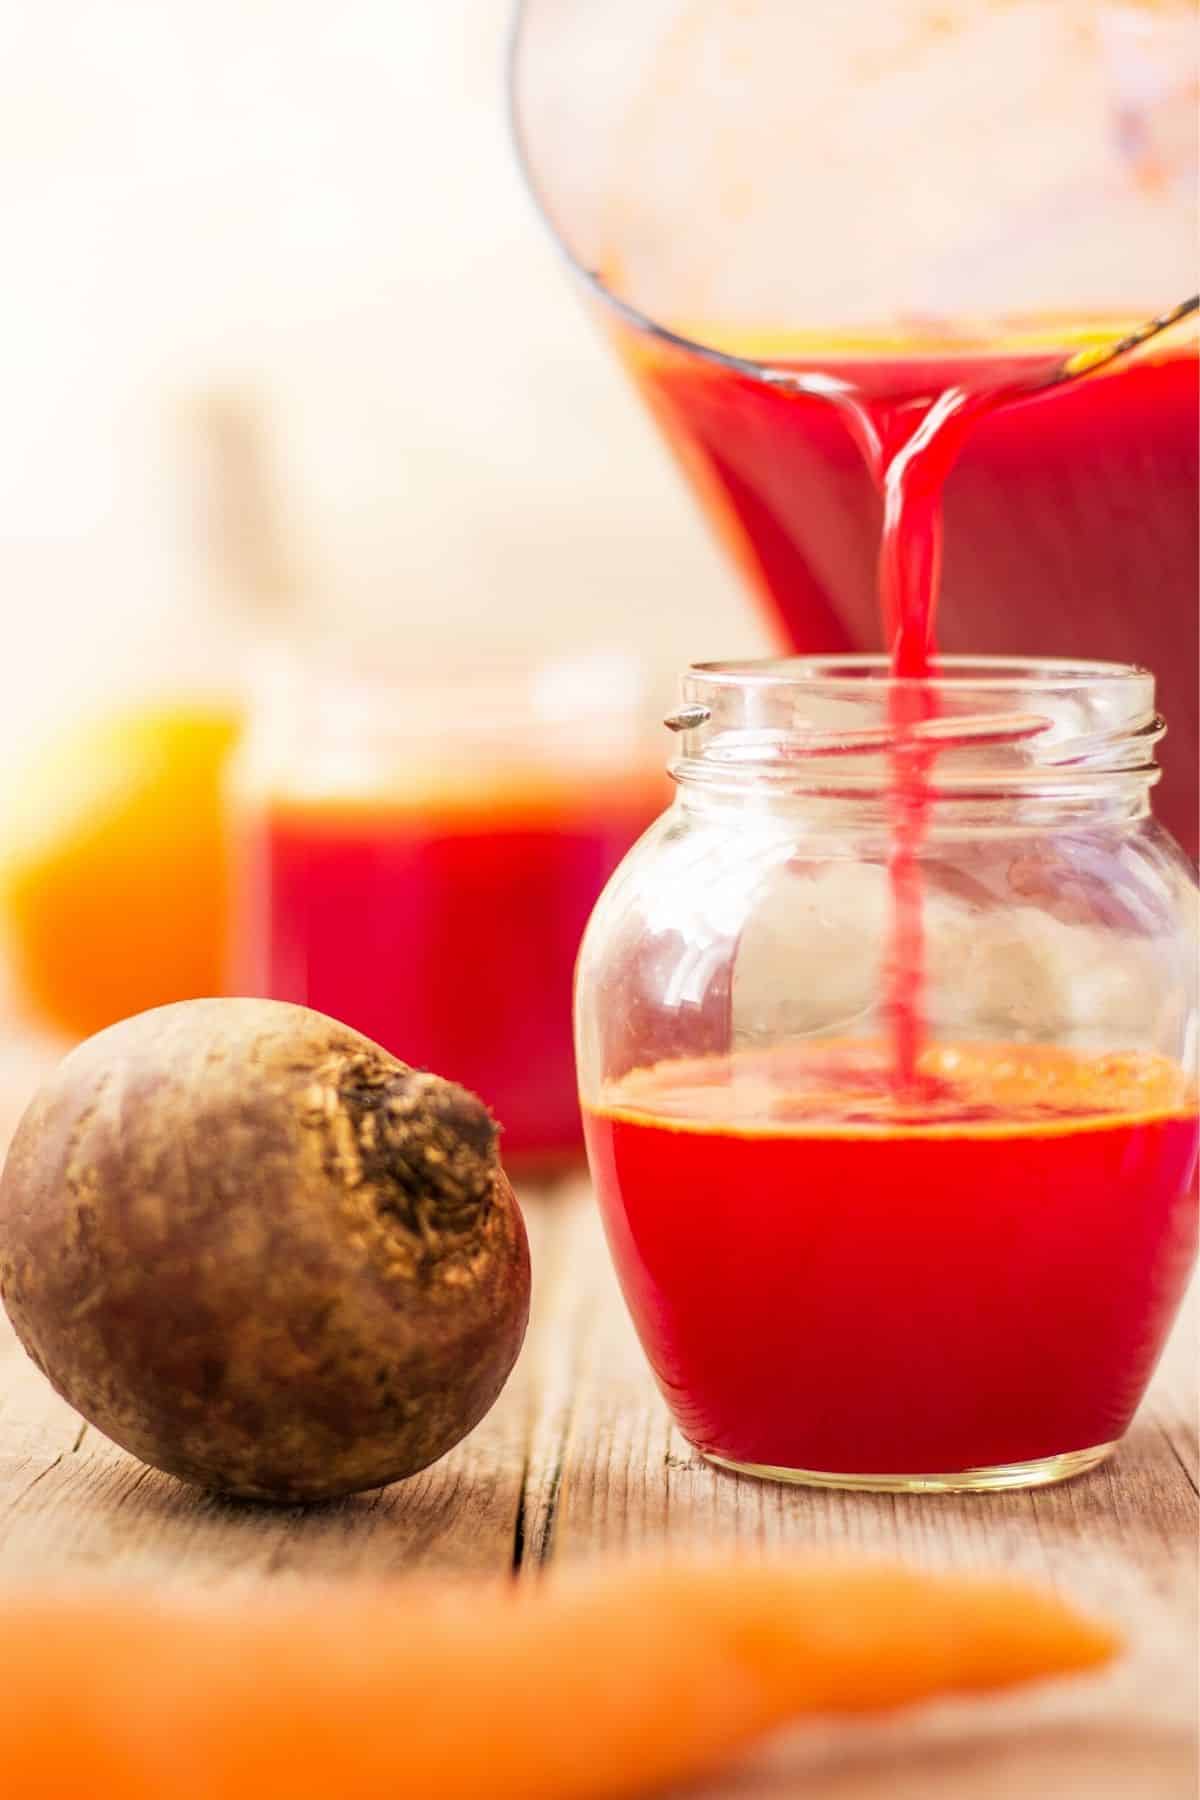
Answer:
[230, 648, 665, 1169]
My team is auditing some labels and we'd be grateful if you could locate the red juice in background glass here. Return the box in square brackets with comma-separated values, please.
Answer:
[240, 777, 659, 1169]
[231, 660, 664, 1170]
[584, 1043, 1199, 1481]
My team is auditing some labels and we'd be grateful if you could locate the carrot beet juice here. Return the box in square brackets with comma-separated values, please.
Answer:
[240, 774, 658, 1168]
[584, 1044, 1199, 1484]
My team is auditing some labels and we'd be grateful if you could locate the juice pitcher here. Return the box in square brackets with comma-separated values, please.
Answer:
[511, 0, 1199, 855]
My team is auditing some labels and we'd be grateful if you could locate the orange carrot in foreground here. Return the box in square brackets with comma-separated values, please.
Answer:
[0, 1558, 1116, 1800]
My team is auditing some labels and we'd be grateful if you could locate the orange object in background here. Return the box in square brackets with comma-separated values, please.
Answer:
[0, 705, 240, 1040]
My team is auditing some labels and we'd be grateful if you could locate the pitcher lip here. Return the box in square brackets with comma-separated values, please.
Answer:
[507, 9, 1099, 388]
[507, 0, 795, 387]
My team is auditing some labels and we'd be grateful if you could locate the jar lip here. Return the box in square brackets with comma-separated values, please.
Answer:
[671, 653, 1163, 800]
[688, 654, 1153, 695]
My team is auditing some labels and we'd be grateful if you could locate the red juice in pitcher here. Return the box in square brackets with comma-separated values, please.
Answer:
[613, 322, 1199, 860]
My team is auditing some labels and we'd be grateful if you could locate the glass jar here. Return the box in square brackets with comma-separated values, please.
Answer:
[575, 655, 1199, 1491]
[230, 650, 664, 1173]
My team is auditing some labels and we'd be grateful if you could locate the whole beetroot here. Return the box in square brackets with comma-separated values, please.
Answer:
[0, 998, 530, 1502]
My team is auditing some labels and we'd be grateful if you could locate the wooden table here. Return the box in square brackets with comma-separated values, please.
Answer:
[1, 1171, 1195, 1798]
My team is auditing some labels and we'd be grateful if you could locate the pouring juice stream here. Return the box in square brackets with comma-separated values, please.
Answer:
[871, 379, 996, 1091]
[611, 317, 1198, 1087]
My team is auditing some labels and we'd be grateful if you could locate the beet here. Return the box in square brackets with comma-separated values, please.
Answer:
[0, 998, 530, 1502]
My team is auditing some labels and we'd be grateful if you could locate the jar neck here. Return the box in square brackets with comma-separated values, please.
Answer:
[666, 656, 1163, 834]
[671, 778, 1154, 840]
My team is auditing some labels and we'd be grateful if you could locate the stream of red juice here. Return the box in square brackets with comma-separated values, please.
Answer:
[872, 383, 994, 1088]
[807, 374, 1013, 1089]
[614, 322, 1198, 1085]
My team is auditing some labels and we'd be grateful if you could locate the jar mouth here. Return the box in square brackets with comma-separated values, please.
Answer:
[687, 654, 1153, 695]
[669, 654, 1163, 800]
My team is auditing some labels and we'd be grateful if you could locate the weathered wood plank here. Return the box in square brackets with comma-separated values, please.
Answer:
[511, 1176, 597, 1568]
[0, 1353, 528, 1589]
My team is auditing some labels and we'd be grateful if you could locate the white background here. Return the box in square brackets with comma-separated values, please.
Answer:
[0, 0, 761, 770]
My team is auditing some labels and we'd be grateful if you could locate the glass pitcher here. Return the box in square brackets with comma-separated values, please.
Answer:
[510, 0, 1199, 857]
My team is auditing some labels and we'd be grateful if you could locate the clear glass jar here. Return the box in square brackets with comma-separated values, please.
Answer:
[576, 656, 1199, 1491]
[230, 649, 664, 1173]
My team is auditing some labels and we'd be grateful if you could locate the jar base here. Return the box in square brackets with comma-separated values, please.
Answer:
[699, 1440, 1119, 1494]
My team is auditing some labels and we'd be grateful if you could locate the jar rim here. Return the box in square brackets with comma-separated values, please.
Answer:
[687, 654, 1152, 695]
[670, 654, 1163, 806]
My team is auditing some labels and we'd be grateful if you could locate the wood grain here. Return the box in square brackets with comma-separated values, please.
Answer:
[0, 1171, 1195, 1797]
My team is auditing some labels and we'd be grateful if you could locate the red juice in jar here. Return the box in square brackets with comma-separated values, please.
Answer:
[612, 322, 1199, 859]
[584, 1042, 1199, 1486]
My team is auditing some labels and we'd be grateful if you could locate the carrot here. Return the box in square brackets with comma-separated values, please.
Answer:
[0, 1557, 1116, 1800]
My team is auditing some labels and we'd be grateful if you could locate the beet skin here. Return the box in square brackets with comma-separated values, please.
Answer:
[0, 998, 531, 1501]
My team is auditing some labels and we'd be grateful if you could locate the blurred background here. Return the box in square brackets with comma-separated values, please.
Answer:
[0, 0, 756, 760]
